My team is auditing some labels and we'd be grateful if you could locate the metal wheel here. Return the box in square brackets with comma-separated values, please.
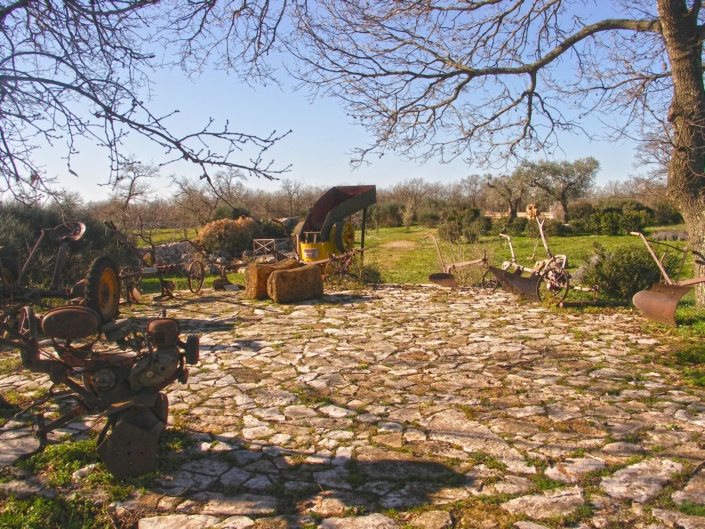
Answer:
[324, 258, 343, 282]
[187, 260, 205, 293]
[536, 267, 569, 306]
[85, 257, 120, 323]
[334, 221, 356, 253]
[481, 269, 500, 291]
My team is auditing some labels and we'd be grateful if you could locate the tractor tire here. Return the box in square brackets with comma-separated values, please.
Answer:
[85, 257, 120, 323]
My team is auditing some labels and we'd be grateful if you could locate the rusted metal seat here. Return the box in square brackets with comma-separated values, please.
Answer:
[41, 305, 100, 340]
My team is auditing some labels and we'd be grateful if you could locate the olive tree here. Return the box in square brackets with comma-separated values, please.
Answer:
[526, 158, 600, 222]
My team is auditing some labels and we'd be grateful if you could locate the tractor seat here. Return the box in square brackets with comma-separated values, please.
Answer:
[48, 222, 86, 244]
[42, 306, 100, 340]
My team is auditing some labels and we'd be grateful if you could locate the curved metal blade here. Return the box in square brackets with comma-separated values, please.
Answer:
[488, 266, 517, 294]
[429, 273, 457, 288]
[633, 283, 692, 327]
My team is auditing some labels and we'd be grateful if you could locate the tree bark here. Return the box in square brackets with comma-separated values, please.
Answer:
[659, 0, 705, 306]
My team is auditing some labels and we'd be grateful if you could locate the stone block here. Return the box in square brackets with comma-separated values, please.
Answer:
[266, 264, 323, 304]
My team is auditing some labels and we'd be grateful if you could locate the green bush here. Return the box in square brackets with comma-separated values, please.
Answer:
[598, 211, 622, 235]
[574, 243, 680, 299]
[526, 219, 566, 238]
[370, 202, 404, 228]
[653, 201, 683, 226]
[0, 201, 118, 287]
[438, 220, 462, 242]
[211, 204, 251, 221]
[418, 207, 441, 227]
[570, 201, 595, 221]
[256, 219, 288, 238]
[619, 210, 651, 234]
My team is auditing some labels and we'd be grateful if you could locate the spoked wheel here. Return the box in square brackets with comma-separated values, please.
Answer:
[536, 267, 570, 306]
[481, 269, 500, 291]
[187, 260, 205, 293]
[85, 257, 120, 323]
[324, 258, 344, 282]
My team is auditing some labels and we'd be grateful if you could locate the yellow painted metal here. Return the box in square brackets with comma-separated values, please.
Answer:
[299, 222, 355, 263]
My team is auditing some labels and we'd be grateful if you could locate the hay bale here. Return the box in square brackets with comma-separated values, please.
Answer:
[244, 259, 299, 300]
[267, 264, 324, 304]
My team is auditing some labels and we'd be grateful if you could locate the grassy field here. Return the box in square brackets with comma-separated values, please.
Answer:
[362, 225, 691, 284]
[135, 228, 199, 247]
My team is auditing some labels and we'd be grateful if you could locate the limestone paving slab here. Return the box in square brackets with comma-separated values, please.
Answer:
[2, 284, 705, 527]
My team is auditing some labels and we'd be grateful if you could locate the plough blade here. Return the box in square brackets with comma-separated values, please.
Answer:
[502, 272, 541, 302]
[429, 273, 457, 288]
[488, 266, 518, 294]
[633, 283, 693, 327]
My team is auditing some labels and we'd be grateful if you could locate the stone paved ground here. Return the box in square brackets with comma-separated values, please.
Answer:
[1, 284, 705, 528]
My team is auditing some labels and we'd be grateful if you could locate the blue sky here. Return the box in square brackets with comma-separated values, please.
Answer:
[39, 42, 642, 202]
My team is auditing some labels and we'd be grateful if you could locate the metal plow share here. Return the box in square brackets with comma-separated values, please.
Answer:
[630, 232, 702, 327]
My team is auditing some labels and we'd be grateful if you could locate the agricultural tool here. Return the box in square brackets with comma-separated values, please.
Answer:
[488, 212, 570, 303]
[294, 185, 376, 266]
[425, 235, 493, 289]
[105, 221, 205, 301]
[631, 231, 698, 327]
[0, 222, 121, 325]
[0, 305, 199, 478]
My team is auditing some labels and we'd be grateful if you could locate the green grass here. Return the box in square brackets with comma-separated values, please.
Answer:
[134, 228, 199, 247]
[135, 271, 245, 294]
[0, 496, 116, 529]
[363, 225, 690, 286]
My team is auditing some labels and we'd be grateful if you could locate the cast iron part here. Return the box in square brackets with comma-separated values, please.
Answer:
[629, 231, 704, 327]
[1, 305, 199, 479]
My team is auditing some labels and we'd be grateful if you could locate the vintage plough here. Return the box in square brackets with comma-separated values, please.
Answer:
[488, 215, 570, 304]
[488, 208, 601, 305]
[105, 221, 205, 301]
[0, 305, 199, 478]
[631, 231, 699, 327]
[0, 222, 121, 325]
[425, 235, 493, 289]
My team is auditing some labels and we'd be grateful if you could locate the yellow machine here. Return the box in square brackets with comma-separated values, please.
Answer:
[294, 185, 376, 264]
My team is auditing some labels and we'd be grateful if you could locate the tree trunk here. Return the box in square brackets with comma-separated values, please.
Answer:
[659, 0, 705, 306]
[560, 198, 569, 223]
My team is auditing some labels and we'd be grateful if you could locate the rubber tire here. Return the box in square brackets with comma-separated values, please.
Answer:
[85, 257, 121, 323]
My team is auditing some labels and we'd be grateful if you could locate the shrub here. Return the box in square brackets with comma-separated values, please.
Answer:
[599, 211, 622, 235]
[256, 219, 287, 238]
[619, 210, 651, 234]
[402, 208, 415, 230]
[526, 218, 566, 238]
[372, 202, 404, 228]
[653, 201, 683, 226]
[570, 201, 595, 221]
[211, 204, 251, 221]
[418, 207, 441, 227]
[197, 217, 257, 257]
[438, 220, 462, 242]
[573, 243, 680, 299]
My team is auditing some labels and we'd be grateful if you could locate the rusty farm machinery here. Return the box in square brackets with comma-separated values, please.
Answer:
[293, 185, 377, 280]
[0, 221, 121, 326]
[104, 221, 206, 302]
[0, 221, 196, 478]
[630, 231, 702, 327]
[487, 208, 603, 306]
[425, 234, 494, 289]
[0, 304, 199, 478]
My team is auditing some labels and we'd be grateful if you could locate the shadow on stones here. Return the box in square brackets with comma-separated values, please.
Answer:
[152, 428, 475, 520]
